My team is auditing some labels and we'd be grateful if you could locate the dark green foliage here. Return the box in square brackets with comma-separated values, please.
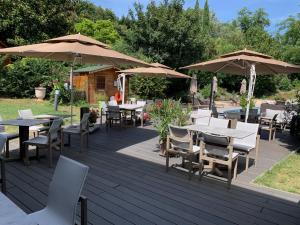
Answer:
[278, 76, 293, 91]
[130, 76, 168, 99]
[0, 0, 76, 46]
[0, 58, 68, 98]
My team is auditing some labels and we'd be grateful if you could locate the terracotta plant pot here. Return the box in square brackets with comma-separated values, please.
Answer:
[35, 87, 46, 100]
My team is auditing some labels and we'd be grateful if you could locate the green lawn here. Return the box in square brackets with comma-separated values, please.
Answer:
[0, 98, 81, 133]
[255, 152, 300, 195]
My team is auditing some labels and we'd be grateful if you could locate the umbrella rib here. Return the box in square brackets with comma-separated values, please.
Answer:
[258, 63, 279, 74]
[215, 61, 245, 73]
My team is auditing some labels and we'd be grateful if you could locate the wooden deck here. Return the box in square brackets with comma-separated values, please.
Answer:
[3, 125, 300, 225]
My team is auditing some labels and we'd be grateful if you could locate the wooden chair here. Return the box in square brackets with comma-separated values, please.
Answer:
[106, 106, 124, 128]
[199, 133, 239, 188]
[259, 114, 278, 141]
[209, 117, 229, 128]
[62, 113, 90, 152]
[0, 115, 19, 158]
[233, 122, 260, 171]
[166, 125, 200, 180]
[24, 119, 63, 167]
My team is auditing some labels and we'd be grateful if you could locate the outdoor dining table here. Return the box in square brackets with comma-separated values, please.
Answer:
[0, 192, 37, 225]
[185, 124, 255, 139]
[119, 104, 144, 127]
[33, 114, 72, 120]
[0, 119, 50, 163]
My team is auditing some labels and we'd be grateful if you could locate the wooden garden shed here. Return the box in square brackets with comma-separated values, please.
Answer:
[73, 65, 129, 104]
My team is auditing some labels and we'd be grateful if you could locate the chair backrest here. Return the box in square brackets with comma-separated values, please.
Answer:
[168, 125, 191, 150]
[0, 115, 5, 133]
[195, 117, 210, 126]
[137, 100, 146, 107]
[265, 109, 283, 123]
[110, 96, 115, 101]
[108, 100, 118, 106]
[80, 113, 90, 132]
[18, 109, 34, 119]
[102, 102, 108, 113]
[197, 109, 212, 117]
[107, 106, 121, 119]
[209, 118, 229, 128]
[0, 134, 7, 151]
[201, 132, 229, 146]
[45, 156, 89, 224]
[49, 119, 63, 142]
[233, 122, 259, 148]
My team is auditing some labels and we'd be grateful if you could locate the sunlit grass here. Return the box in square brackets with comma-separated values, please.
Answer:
[255, 152, 300, 195]
[0, 98, 81, 133]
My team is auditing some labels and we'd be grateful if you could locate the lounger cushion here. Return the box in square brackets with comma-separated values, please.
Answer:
[204, 147, 239, 160]
[233, 143, 254, 152]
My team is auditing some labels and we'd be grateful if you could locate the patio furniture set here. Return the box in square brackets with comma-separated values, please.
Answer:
[166, 109, 261, 188]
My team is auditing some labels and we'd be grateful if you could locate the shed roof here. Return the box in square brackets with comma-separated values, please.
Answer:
[73, 65, 119, 74]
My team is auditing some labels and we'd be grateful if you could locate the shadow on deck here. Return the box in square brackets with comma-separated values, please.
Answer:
[4, 125, 300, 225]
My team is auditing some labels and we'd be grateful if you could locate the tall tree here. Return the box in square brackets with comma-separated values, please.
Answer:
[203, 0, 210, 31]
[0, 0, 76, 46]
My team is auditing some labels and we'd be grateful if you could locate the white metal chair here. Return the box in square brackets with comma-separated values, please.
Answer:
[24, 119, 63, 167]
[194, 109, 212, 126]
[209, 117, 229, 128]
[100, 102, 108, 125]
[27, 156, 89, 225]
[166, 125, 200, 180]
[259, 114, 278, 141]
[0, 115, 19, 158]
[136, 100, 146, 121]
[18, 109, 49, 136]
[108, 100, 118, 106]
[199, 133, 239, 188]
[233, 122, 260, 171]
[62, 113, 90, 152]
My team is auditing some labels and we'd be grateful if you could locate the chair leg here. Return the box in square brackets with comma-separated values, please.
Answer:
[198, 160, 204, 181]
[36, 146, 40, 161]
[227, 164, 232, 189]
[166, 151, 169, 172]
[234, 159, 238, 179]
[268, 130, 272, 142]
[245, 154, 249, 171]
[5, 141, 9, 158]
[60, 132, 64, 152]
[273, 128, 276, 140]
[188, 154, 193, 180]
[48, 144, 53, 168]
[80, 135, 83, 153]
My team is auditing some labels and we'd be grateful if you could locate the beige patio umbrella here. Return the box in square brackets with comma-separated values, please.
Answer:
[0, 33, 149, 123]
[118, 63, 191, 104]
[181, 49, 300, 121]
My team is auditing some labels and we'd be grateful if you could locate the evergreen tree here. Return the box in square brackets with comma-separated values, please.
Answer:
[203, 0, 210, 31]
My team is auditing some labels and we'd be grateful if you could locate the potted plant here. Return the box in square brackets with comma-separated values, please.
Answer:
[240, 94, 255, 111]
[149, 99, 191, 156]
[35, 83, 46, 101]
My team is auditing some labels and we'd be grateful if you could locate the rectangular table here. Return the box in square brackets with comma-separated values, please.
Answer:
[34, 114, 72, 120]
[0, 119, 50, 163]
[119, 104, 144, 127]
[0, 192, 36, 225]
[185, 124, 254, 139]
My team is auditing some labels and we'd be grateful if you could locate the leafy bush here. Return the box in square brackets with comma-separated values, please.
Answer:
[0, 58, 68, 98]
[149, 99, 191, 143]
[278, 76, 293, 91]
[130, 76, 168, 99]
[49, 80, 70, 104]
[198, 84, 211, 99]
[240, 94, 255, 110]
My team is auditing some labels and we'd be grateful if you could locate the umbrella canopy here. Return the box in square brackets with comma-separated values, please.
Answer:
[181, 49, 300, 122]
[0, 33, 150, 123]
[0, 33, 149, 67]
[119, 63, 191, 79]
[181, 49, 300, 75]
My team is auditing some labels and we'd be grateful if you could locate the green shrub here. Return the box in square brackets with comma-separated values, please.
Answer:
[130, 76, 168, 99]
[278, 76, 293, 91]
[199, 84, 211, 99]
[240, 94, 255, 110]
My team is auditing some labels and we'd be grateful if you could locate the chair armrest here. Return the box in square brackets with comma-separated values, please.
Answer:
[0, 156, 6, 194]
[77, 195, 87, 225]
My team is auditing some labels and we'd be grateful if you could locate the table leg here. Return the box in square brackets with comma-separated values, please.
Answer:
[141, 108, 144, 127]
[19, 126, 29, 164]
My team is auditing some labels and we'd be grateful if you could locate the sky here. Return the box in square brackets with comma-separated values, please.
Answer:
[91, 0, 299, 33]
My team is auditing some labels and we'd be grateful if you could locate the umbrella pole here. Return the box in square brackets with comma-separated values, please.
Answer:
[70, 64, 74, 125]
[122, 73, 126, 104]
[245, 64, 256, 122]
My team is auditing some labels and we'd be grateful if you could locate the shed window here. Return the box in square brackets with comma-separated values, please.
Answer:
[96, 76, 105, 90]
